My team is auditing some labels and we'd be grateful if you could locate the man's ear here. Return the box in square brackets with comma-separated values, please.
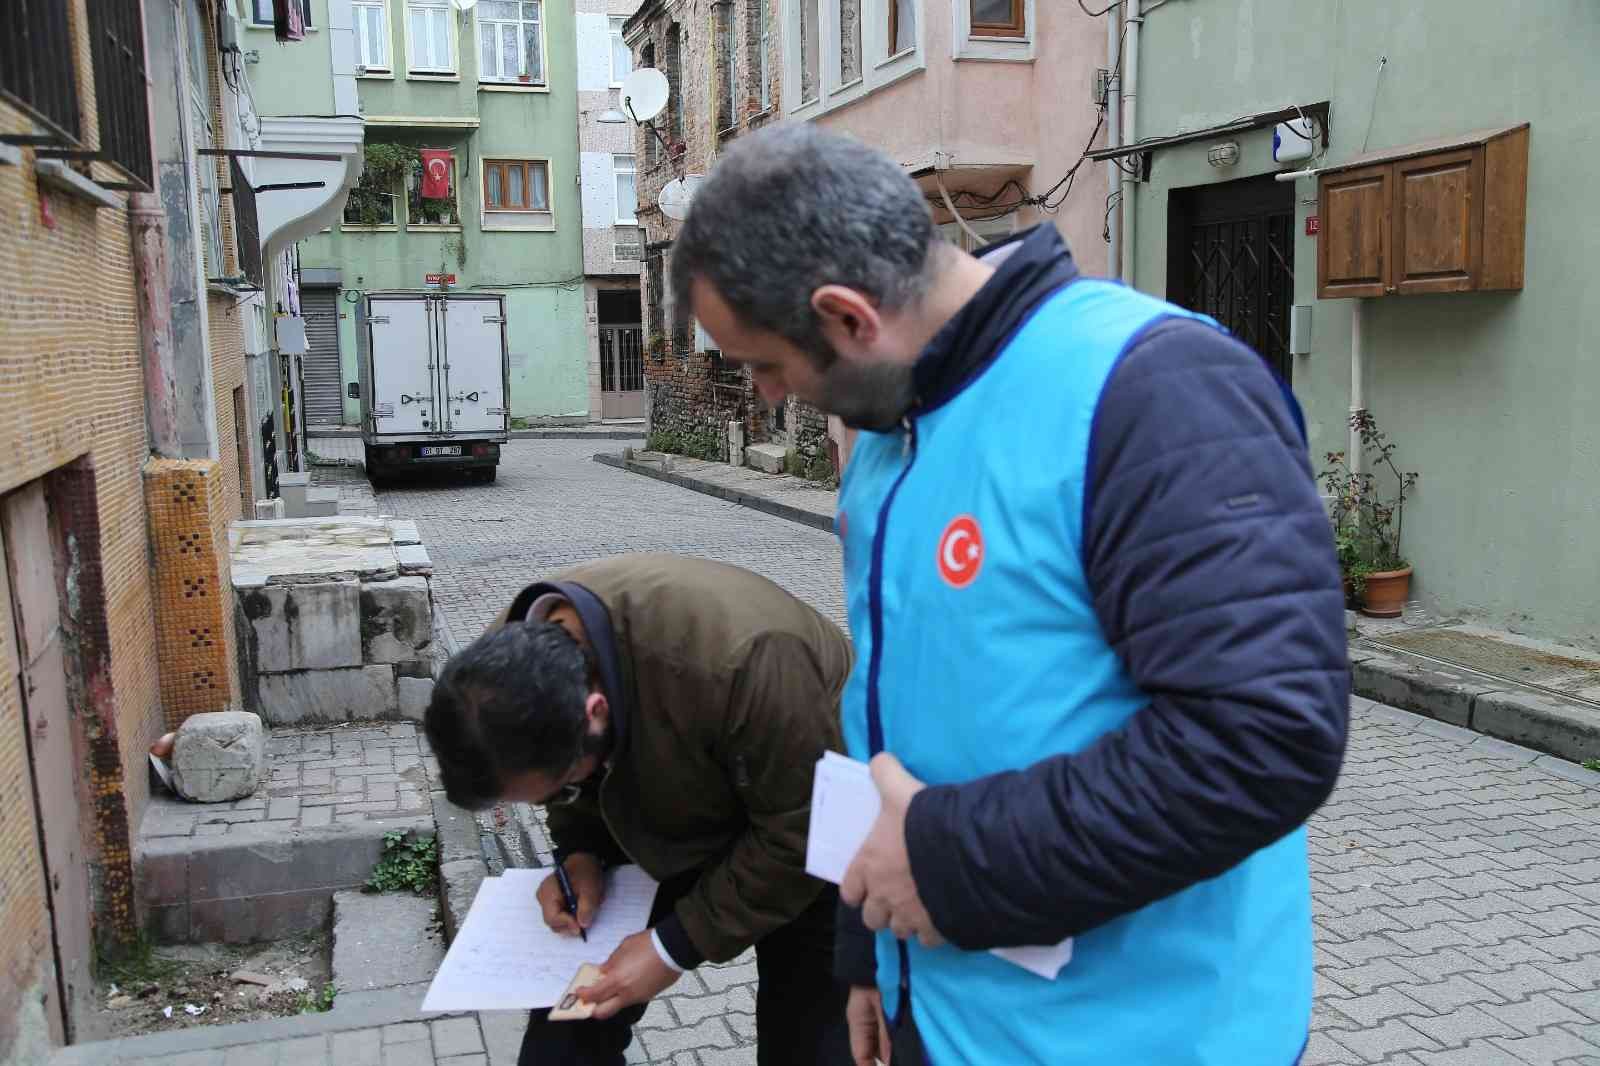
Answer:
[584, 690, 610, 731]
[812, 286, 881, 352]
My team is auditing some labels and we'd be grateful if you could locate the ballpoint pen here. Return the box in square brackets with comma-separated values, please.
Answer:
[554, 859, 587, 942]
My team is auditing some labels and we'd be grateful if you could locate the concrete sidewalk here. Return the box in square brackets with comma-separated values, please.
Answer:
[593, 450, 836, 533]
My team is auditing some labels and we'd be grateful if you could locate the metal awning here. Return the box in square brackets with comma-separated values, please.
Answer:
[1087, 101, 1331, 173]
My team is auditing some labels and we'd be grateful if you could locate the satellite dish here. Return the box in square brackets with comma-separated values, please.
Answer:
[621, 68, 670, 124]
[658, 175, 704, 221]
[451, 0, 477, 11]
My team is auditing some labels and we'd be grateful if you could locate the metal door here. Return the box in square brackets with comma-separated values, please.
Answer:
[300, 288, 345, 425]
[368, 297, 437, 436]
[440, 296, 507, 434]
[1170, 175, 1295, 384]
[2, 483, 92, 1044]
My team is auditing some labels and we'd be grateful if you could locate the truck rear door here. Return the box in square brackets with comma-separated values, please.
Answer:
[368, 296, 436, 436]
[440, 296, 507, 435]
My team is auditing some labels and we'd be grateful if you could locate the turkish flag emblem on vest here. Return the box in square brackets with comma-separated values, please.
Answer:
[419, 150, 452, 199]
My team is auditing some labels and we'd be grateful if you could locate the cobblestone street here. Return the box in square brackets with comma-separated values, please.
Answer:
[378, 440, 1600, 1066]
[69, 440, 1600, 1066]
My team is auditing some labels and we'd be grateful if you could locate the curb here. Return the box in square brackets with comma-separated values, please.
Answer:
[594, 452, 835, 533]
[1350, 643, 1600, 765]
[513, 428, 645, 440]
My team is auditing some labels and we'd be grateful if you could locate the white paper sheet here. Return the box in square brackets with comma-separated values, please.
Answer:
[805, 752, 1073, 981]
[805, 751, 883, 884]
[421, 864, 659, 1012]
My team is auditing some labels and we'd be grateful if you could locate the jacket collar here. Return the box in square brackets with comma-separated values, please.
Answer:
[504, 580, 632, 756]
[911, 224, 1082, 413]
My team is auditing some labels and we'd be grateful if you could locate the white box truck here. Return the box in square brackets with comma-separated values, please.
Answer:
[357, 292, 510, 484]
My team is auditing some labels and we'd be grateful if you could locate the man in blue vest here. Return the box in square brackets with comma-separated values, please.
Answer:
[672, 124, 1350, 1065]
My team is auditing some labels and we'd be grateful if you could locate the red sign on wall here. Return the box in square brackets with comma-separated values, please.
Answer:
[425, 274, 456, 285]
[1305, 215, 1321, 236]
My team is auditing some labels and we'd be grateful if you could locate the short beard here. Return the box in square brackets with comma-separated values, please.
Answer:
[806, 342, 916, 432]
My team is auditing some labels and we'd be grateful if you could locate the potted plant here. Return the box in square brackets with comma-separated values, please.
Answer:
[1319, 412, 1419, 618]
[646, 331, 668, 363]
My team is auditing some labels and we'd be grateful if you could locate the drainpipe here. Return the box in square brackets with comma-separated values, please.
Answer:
[1105, 7, 1120, 277]
[1118, 0, 1140, 285]
[1349, 298, 1365, 474]
[128, 191, 183, 459]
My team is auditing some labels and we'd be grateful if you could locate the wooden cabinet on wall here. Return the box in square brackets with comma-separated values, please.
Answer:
[1318, 124, 1528, 300]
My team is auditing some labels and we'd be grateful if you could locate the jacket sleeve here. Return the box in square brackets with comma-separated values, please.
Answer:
[834, 900, 878, 986]
[903, 317, 1350, 951]
[657, 633, 841, 967]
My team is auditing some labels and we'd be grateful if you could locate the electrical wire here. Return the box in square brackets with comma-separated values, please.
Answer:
[1362, 56, 1389, 153]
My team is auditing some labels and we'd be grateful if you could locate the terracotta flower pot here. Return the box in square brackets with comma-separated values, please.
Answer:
[1360, 567, 1413, 619]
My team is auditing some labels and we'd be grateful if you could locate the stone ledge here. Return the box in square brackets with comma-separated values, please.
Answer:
[594, 453, 833, 533]
[1351, 642, 1600, 765]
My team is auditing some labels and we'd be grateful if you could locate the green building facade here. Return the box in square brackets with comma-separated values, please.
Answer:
[256, 0, 588, 425]
[1113, 1, 1599, 650]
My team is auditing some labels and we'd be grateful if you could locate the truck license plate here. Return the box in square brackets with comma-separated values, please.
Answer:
[420, 446, 462, 457]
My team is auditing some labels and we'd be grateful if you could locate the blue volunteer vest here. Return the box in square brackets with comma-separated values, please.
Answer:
[836, 278, 1312, 1065]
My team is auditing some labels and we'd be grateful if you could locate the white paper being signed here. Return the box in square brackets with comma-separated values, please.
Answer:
[805, 752, 1074, 981]
[422, 864, 659, 1012]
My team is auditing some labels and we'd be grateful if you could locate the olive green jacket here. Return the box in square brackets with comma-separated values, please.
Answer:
[490, 553, 851, 966]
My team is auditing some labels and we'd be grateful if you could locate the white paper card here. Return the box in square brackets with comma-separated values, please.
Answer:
[805, 752, 1074, 981]
[805, 751, 882, 884]
[421, 864, 659, 1012]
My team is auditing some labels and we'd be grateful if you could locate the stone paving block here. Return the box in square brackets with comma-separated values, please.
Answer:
[1330, 1018, 1443, 1061]
[439, 1056, 487, 1066]
[1484, 991, 1591, 1035]
[1330, 987, 1435, 1028]
[697, 958, 758, 993]
[637, 1017, 737, 1060]
[399, 677, 435, 721]
[1301, 1031, 1362, 1065]
[477, 1010, 529, 1066]
[382, 1041, 435, 1066]
[699, 1048, 759, 1066]
[1408, 1003, 1520, 1047]
[1409, 1045, 1529, 1066]
[243, 580, 363, 672]
[432, 1016, 485, 1058]
[382, 1022, 430, 1044]
[668, 986, 756, 1026]
[329, 1029, 383, 1066]
[277, 1035, 330, 1066]
[1490, 1028, 1600, 1063]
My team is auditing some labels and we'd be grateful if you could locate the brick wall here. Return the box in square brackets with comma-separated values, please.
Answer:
[0, 0, 163, 1047]
[631, 0, 833, 466]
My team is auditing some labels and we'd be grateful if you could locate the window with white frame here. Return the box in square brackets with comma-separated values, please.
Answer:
[613, 154, 636, 224]
[354, 1, 389, 71]
[406, 0, 454, 73]
[970, 0, 1023, 37]
[890, 0, 915, 54]
[252, 0, 313, 27]
[477, 1, 544, 84]
[483, 158, 550, 215]
[609, 17, 630, 86]
[839, 0, 861, 83]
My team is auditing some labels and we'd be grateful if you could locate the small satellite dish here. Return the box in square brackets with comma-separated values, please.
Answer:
[451, 0, 477, 11]
[658, 175, 704, 221]
[621, 68, 670, 124]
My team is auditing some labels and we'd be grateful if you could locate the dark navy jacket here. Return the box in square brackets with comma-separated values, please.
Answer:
[834, 224, 1349, 1064]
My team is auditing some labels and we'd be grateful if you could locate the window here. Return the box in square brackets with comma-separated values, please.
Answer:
[613, 155, 636, 224]
[799, 0, 819, 103]
[406, 0, 454, 73]
[252, 0, 314, 28]
[671, 26, 684, 140]
[970, 0, 1023, 37]
[754, 0, 770, 109]
[90, 0, 154, 187]
[408, 156, 460, 225]
[890, 0, 915, 54]
[477, 1, 544, 84]
[640, 43, 659, 165]
[343, 167, 399, 226]
[354, 1, 390, 71]
[185, 0, 225, 274]
[609, 16, 631, 86]
[483, 159, 549, 212]
[716, 4, 735, 130]
[839, 0, 861, 83]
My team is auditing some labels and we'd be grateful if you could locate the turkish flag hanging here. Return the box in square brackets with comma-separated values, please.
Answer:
[419, 150, 452, 200]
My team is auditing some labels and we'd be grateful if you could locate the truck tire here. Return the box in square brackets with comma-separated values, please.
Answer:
[364, 447, 387, 489]
[476, 467, 497, 484]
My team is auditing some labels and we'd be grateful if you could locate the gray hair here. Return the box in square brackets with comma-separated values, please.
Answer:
[668, 124, 936, 359]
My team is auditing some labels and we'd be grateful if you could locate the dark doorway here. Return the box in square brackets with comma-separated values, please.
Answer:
[1168, 173, 1296, 383]
[597, 288, 643, 420]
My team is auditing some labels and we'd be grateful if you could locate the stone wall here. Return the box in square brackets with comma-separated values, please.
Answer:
[231, 519, 438, 727]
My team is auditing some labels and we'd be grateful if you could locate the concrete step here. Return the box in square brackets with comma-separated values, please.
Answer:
[744, 442, 787, 474]
[331, 891, 445, 994]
